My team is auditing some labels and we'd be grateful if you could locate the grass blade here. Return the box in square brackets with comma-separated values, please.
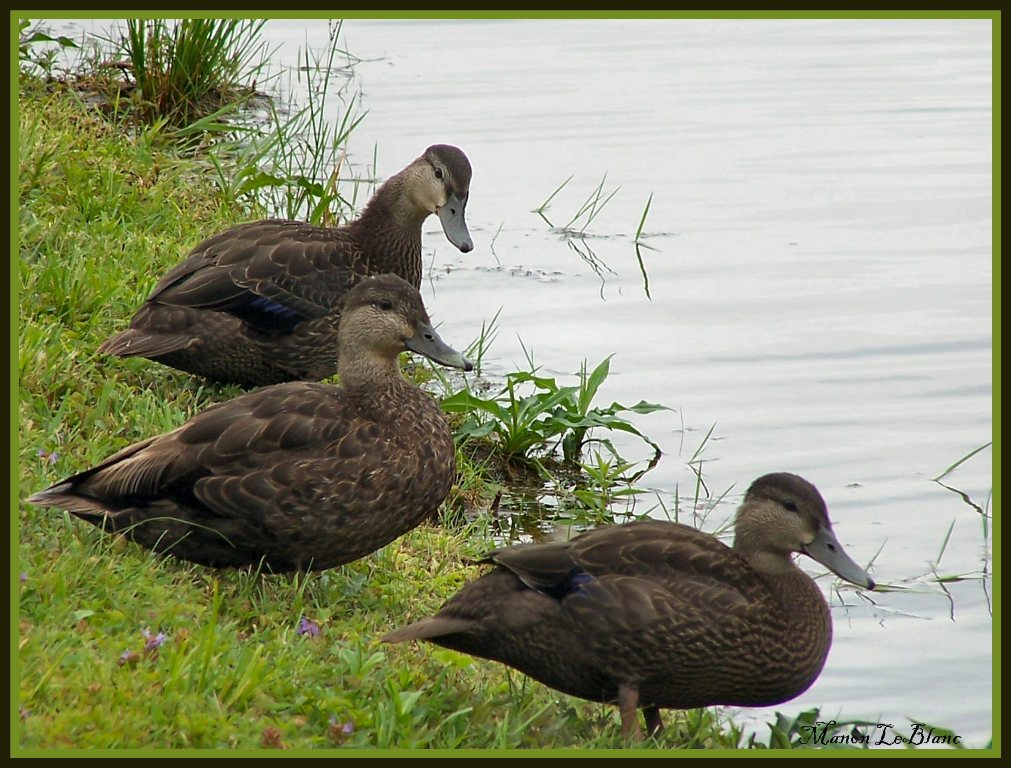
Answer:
[931, 442, 992, 481]
[533, 175, 573, 227]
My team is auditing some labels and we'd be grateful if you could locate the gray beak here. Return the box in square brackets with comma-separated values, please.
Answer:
[437, 191, 473, 253]
[803, 526, 875, 590]
[406, 320, 473, 371]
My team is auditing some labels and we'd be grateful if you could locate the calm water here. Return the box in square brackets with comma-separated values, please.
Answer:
[51, 17, 995, 748]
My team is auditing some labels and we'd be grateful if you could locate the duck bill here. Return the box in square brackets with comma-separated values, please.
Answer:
[803, 527, 875, 590]
[406, 321, 473, 371]
[437, 192, 473, 253]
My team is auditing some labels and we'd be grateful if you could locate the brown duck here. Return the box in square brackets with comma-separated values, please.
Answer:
[30, 275, 471, 572]
[98, 145, 473, 386]
[383, 473, 876, 740]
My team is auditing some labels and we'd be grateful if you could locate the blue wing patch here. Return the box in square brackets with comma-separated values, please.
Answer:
[567, 570, 593, 596]
[542, 568, 594, 599]
[230, 295, 307, 332]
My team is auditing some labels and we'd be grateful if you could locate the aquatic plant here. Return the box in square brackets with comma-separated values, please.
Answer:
[634, 191, 654, 299]
[17, 20, 79, 79]
[442, 352, 669, 472]
[534, 173, 621, 237]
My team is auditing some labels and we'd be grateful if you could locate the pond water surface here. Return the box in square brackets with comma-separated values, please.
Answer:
[53, 17, 995, 748]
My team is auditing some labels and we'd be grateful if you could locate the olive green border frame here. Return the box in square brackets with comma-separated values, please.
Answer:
[10, 8, 1000, 759]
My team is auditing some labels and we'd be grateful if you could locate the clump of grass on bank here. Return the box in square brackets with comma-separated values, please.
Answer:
[121, 19, 270, 129]
[19, 19, 271, 134]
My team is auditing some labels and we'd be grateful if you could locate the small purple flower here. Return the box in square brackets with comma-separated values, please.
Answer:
[118, 649, 140, 666]
[297, 616, 320, 637]
[37, 449, 59, 464]
[141, 628, 166, 653]
[19, 572, 27, 584]
[328, 715, 354, 743]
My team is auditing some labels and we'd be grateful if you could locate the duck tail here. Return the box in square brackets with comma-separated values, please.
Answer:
[26, 484, 112, 518]
[381, 616, 475, 644]
[98, 329, 194, 359]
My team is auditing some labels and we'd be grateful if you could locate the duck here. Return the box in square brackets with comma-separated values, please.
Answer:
[383, 472, 876, 741]
[29, 274, 472, 572]
[98, 144, 474, 387]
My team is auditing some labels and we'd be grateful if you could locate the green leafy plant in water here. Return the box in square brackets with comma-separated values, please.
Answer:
[441, 353, 670, 473]
[566, 451, 651, 524]
[18, 20, 79, 79]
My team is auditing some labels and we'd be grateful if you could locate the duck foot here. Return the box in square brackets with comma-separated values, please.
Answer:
[644, 704, 663, 737]
[617, 683, 644, 741]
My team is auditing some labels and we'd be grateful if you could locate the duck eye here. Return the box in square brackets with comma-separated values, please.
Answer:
[374, 299, 394, 311]
[783, 500, 799, 512]
[434, 167, 444, 180]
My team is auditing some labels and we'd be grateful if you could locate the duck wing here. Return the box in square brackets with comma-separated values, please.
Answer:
[28, 382, 345, 518]
[489, 520, 766, 633]
[149, 220, 369, 333]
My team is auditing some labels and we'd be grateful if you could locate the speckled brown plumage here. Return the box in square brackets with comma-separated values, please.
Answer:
[98, 145, 473, 387]
[30, 275, 472, 572]
[383, 473, 875, 740]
